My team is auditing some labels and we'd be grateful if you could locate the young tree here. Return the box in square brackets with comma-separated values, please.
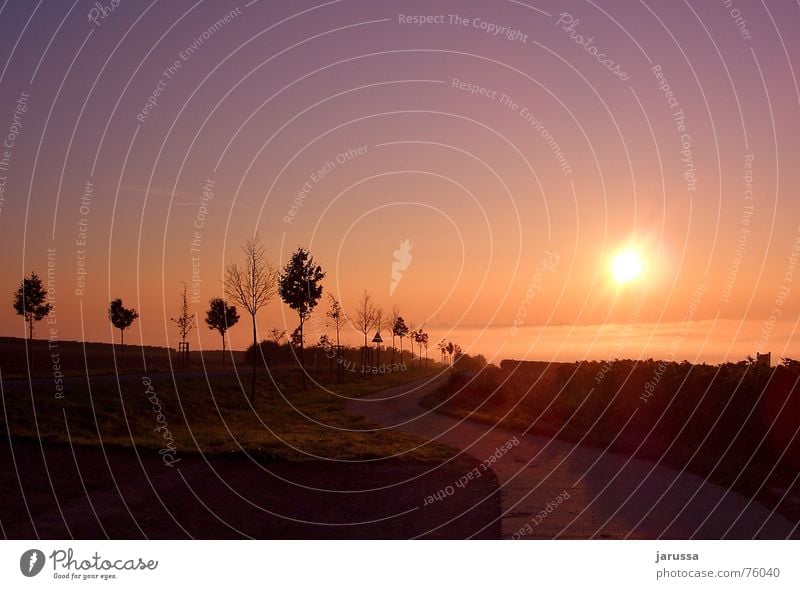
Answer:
[268, 327, 286, 344]
[411, 329, 422, 368]
[411, 329, 428, 368]
[317, 334, 334, 379]
[317, 334, 332, 353]
[290, 326, 304, 348]
[13, 271, 53, 370]
[108, 299, 138, 371]
[353, 290, 377, 370]
[278, 247, 325, 389]
[326, 294, 346, 382]
[225, 234, 277, 404]
[205, 298, 239, 367]
[171, 282, 197, 366]
[393, 315, 409, 364]
[446, 341, 455, 366]
[389, 304, 400, 363]
[453, 344, 463, 364]
[437, 339, 447, 365]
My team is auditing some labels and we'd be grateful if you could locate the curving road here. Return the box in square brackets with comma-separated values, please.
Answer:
[348, 373, 798, 539]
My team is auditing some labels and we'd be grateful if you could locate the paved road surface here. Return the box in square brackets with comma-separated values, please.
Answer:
[348, 373, 798, 539]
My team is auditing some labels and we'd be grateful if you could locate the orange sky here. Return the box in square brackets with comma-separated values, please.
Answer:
[1, 0, 799, 363]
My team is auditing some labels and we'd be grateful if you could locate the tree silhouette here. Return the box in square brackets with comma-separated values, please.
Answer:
[393, 315, 409, 364]
[268, 327, 286, 345]
[389, 304, 400, 364]
[108, 299, 138, 371]
[412, 328, 427, 368]
[453, 343, 463, 364]
[225, 234, 276, 404]
[326, 294, 346, 382]
[437, 339, 447, 365]
[205, 298, 239, 367]
[317, 334, 334, 379]
[171, 282, 197, 366]
[12, 271, 52, 370]
[290, 326, 303, 348]
[278, 246, 325, 389]
[354, 290, 377, 370]
[446, 341, 455, 365]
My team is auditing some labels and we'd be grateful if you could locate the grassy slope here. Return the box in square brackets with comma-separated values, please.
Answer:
[423, 362, 800, 523]
[1, 365, 452, 462]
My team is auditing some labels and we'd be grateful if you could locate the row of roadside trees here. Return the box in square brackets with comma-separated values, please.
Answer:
[11, 234, 440, 403]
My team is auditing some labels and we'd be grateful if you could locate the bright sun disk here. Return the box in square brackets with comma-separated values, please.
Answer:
[611, 249, 643, 284]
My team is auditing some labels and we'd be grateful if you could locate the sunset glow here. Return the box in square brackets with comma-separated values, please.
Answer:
[611, 249, 644, 285]
[3, 0, 800, 556]
[0, 1, 798, 363]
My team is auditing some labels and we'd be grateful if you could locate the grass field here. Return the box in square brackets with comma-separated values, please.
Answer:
[0, 336, 245, 378]
[1, 340, 451, 463]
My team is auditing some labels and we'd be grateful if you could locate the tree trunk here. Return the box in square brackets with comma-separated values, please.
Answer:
[299, 319, 306, 389]
[251, 315, 257, 404]
[336, 331, 342, 383]
[362, 332, 368, 377]
[27, 316, 33, 373]
[221, 332, 226, 368]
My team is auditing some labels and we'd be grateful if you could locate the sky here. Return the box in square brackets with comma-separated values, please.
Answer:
[0, 0, 799, 364]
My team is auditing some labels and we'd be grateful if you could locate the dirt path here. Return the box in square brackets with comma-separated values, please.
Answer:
[348, 374, 798, 539]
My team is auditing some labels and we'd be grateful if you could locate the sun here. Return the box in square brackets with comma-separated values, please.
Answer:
[610, 249, 643, 284]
